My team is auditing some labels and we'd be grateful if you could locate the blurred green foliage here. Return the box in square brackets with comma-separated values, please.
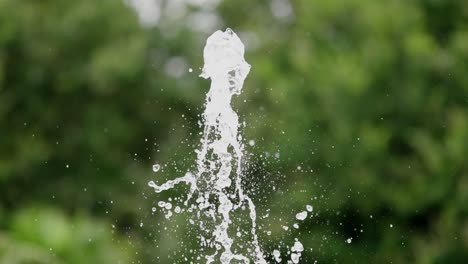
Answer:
[1, 0, 467, 263]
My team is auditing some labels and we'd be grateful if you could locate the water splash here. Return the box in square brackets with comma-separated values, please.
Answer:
[148, 28, 266, 263]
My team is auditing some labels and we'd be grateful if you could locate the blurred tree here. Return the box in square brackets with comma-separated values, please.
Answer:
[0, 0, 150, 262]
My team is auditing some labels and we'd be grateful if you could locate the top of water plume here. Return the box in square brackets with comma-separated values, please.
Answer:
[200, 28, 251, 95]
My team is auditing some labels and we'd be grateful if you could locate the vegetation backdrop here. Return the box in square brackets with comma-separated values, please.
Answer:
[1, 0, 467, 263]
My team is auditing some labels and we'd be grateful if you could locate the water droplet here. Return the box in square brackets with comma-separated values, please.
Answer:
[292, 241, 304, 252]
[152, 164, 161, 172]
[273, 250, 281, 262]
[148, 181, 156, 188]
[296, 211, 307, 220]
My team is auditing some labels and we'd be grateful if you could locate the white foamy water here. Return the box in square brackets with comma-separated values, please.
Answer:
[272, 250, 281, 262]
[296, 211, 307, 221]
[148, 28, 266, 263]
[290, 241, 304, 263]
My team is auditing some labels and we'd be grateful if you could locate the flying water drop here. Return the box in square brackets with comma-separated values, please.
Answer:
[152, 164, 161, 172]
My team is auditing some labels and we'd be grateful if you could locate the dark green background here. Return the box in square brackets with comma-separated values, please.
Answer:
[1, 0, 467, 263]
